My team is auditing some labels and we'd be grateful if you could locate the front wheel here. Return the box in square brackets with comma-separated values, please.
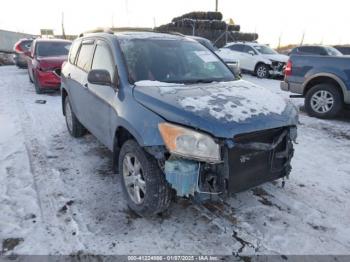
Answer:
[33, 73, 43, 94]
[255, 63, 270, 78]
[28, 69, 34, 83]
[305, 84, 343, 119]
[119, 140, 172, 217]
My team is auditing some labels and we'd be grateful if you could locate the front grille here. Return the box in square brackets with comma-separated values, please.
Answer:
[54, 68, 61, 76]
[234, 127, 284, 144]
[227, 128, 292, 193]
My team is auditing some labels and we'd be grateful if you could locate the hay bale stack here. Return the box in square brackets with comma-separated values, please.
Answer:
[155, 11, 257, 47]
[172, 12, 223, 22]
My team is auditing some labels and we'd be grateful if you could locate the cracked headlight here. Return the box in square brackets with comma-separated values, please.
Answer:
[158, 123, 221, 163]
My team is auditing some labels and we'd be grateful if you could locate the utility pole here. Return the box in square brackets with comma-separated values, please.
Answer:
[215, 0, 218, 12]
[300, 31, 305, 46]
[61, 12, 66, 39]
[278, 33, 282, 50]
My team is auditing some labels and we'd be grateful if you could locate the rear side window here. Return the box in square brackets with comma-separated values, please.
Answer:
[290, 48, 297, 54]
[229, 44, 245, 52]
[298, 46, 324, 55]
[76, 43, 95, 71]
[20, 40, 33, 52]
[69, 40, 81, 64]
[91, 41, 115, 79]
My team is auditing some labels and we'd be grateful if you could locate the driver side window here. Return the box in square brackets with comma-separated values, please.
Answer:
[244, 46, 256, 54]
[91, 41, 115, 80]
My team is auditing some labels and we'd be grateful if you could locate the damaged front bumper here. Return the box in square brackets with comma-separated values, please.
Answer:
[162, 126, 296, 198]
[269, 61, 286, 77]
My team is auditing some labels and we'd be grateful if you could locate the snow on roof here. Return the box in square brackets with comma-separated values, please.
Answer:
[117, 32, 183, 40]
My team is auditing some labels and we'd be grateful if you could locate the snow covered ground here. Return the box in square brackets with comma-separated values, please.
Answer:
[1, 66, 350, 255]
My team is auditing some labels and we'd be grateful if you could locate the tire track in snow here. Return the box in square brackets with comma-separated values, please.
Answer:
[5, 70, 87, 253]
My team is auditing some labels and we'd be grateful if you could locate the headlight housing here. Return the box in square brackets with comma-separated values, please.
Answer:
[158, 123, 221, 163]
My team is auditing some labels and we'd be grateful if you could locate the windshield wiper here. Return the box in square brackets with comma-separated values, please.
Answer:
[180, 79, 220, 84]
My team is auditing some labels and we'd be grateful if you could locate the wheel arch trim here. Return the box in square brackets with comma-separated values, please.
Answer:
[303, 73, 349, 103]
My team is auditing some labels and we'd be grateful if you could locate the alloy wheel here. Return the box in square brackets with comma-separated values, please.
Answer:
[65, 100, 73, 133]
[310, 90, 334, 114]
[257, 66, 267, 78]
[122, 153, 146, 204]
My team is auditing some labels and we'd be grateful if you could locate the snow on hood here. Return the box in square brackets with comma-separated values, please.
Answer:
[133, 79, 297, 138]
[135, 80, 184, 87]
[135, 80, 191, 95]
[179, 80, 287, 122]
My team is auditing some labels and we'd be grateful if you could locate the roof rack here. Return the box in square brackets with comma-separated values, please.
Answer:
[78, 28, 114, 37]
[79, 27, 185, 38]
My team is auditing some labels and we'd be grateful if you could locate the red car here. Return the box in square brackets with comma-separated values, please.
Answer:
[13, 38, 34, 68]
[27, 39, 71, 93]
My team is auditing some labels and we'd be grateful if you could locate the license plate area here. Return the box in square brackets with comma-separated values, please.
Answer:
[227, 128, 291, 193]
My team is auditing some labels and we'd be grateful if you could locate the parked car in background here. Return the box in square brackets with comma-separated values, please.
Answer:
[281, 55, 350, 118]
[61, 31, 298, 217]
[187, 35, 241, 77]
[27, 38, 71, 93]
[218, 42, 288, 78]
[13, 38, 33, 68]
[289, 45, 343, 56]
[333, 45, 350, 55]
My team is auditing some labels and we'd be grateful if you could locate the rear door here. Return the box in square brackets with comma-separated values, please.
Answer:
[228, 44, 250, 70]
[84, 40, 117, 147]
[63, 39, 81, 109]
[69, 39, 95, 128]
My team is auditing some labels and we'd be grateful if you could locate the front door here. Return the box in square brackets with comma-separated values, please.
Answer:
[84, 40, 117, 148]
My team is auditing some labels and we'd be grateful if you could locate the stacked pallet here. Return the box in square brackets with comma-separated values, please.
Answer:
[156, 11, 258, 47]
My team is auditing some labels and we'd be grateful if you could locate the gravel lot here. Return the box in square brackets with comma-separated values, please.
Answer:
[1, 66, 350, 255]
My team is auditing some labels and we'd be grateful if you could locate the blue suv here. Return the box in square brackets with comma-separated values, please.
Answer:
[61, 31, 298, 217]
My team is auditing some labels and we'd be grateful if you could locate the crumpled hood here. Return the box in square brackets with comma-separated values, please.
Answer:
[263, 54, 289, 63]
[133, 80, 298, 138]
[37, 55, 68, 69]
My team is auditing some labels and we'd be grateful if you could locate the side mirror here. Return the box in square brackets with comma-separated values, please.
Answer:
[248, 50, 255, 56]
[88, 69, 112, 86]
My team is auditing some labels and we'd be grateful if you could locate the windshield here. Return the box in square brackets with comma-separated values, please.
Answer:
[325, 46, 343, 56]
[36, 42, 71, 57]
[119, 38, 235, 84]
[254, 45, 277, 55]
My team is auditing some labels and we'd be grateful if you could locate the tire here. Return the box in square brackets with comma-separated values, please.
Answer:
[64, 97, 86, 137]
[305, 84, 343, 119]
[28, 69, 33, 83]
[33, 73, 42, 94]
[255, 63, 270, 78]
[119, 140, 172, 217]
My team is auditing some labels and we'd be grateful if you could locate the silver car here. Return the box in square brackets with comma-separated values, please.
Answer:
[187, 35, 241, 77]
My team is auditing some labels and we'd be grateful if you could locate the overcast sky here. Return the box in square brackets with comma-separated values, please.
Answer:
[0, 0, 348, 47]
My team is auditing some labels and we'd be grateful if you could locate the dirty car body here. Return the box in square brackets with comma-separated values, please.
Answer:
[61, 32, 298, 216]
